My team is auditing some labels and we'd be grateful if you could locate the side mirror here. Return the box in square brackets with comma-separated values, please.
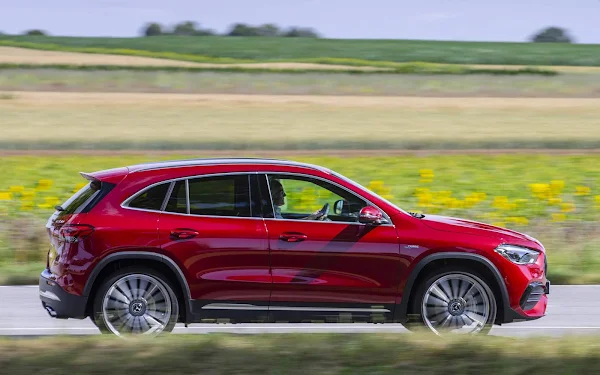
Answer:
[359, 206, 383, 225]
[333, 199, 345, 215]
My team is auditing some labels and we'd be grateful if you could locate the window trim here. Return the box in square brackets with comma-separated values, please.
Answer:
[184, 179, 190, 215]
[160, 182, 175, 212]
[263, 174, 277, 219]
[249, 174, 263, 218]
[121, 172, 258, 220]
[121, 170, 395, 225]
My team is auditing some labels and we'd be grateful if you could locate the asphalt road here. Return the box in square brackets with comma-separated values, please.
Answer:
[1, 285, 599, 337]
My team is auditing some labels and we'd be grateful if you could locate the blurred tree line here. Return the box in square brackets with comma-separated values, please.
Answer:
[142, 21, 320, 38]
[6, 25, 574, 43]
[529, 27, 574, 43]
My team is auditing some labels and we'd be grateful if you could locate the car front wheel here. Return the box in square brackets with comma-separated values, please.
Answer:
[92, 266, 179, 337]
[407, 266, 497, 336]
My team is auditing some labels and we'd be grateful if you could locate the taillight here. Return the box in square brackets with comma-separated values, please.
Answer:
[58, 224, 95, 243]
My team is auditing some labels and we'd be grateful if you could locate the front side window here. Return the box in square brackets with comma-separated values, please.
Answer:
[265, 174, 368, 223]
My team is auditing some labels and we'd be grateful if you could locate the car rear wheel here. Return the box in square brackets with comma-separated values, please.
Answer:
[406, 266, 497, 336]
[92, 266, 179, 337]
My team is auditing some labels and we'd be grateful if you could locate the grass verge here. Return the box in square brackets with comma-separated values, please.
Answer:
[1, 333, 600, 374]
[6, 69, 600, 98]
[0, 262, 42, 285]
[2, 36, 600, 66]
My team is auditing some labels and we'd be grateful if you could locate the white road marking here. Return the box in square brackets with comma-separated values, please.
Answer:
[0, 328, 98, 331]
[493, 326, 600, 329]
[0, 285, 39, 288]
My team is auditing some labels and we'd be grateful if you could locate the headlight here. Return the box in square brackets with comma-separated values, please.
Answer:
[494, 244, 540, 265]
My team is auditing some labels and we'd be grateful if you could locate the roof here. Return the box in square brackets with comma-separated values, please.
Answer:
[125, 157, 332, 174]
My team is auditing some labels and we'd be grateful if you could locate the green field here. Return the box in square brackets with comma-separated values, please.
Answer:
[2, 333, 600, 374]
[2, 36, 600, 66]
[2, 154, 600, 285]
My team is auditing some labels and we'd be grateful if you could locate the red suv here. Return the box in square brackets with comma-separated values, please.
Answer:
[39, 158, 549, 337]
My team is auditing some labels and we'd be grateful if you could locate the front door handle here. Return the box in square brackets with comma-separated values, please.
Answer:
[170, 229, 199, 240]
[279, 232, 308, 242]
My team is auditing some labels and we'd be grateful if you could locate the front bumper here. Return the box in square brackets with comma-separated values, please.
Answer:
[504, 279, 550, 323]
[39, 269, 87, 319]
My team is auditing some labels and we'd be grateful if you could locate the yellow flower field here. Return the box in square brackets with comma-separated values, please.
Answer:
[1, 154, 600, 284]
[1, 154, 599, 224]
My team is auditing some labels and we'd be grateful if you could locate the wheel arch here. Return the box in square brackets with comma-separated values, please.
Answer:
[83, 251, 192, 325]
[394, 252, 510, 325]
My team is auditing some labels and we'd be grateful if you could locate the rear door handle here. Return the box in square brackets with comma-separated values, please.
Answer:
[279, 232, 308, 242]
[170, 229, 199, 240]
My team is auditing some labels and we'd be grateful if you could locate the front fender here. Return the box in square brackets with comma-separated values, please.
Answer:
[393, 252, 511, 324]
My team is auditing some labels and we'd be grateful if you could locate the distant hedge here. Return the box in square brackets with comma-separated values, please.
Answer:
[0, 62, 558, 76]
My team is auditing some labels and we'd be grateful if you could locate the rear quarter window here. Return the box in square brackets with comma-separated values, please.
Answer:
[128, 183, 171, 211]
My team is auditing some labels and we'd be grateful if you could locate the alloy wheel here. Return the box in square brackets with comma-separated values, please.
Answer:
[101, 274, 173, 337]
[421, 273, 491, 335]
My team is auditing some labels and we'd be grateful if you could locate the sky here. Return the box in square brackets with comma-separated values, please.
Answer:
[1, 0, 599, 43]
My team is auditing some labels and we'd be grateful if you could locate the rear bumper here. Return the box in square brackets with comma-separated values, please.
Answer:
[39, 269, 87, 319]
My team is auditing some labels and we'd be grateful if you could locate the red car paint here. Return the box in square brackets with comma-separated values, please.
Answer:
[39, 158, 549, 329]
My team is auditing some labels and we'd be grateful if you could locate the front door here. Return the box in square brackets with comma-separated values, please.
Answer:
[260, 173, 402, 323]
[158, 173, 271, 322]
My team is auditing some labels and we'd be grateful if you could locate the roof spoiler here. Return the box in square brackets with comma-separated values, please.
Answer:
[79, 172, 101, 182]
[78, 167, 129, 185]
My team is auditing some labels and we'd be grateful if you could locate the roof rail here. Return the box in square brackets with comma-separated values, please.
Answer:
[126, 157, 331, 174]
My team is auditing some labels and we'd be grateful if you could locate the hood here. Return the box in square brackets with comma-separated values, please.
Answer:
[420, 214, 541, 246]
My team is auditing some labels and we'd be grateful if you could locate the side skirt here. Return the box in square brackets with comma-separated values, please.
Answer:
[190, 300, 395, 324]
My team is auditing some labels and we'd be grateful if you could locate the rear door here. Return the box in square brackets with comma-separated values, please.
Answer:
[157, 173, 271, 322]
[259, 172, 402, 323]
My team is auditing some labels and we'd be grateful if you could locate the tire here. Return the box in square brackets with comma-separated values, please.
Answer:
[405, 265, 497, 336]
[91, 266, 180, 337]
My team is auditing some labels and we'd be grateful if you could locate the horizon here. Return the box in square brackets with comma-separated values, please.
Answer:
[6, 34, 600, 46]
[1, 0, 599, 43]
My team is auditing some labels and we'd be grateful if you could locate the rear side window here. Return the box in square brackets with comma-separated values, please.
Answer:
[162, 175, 252, 217]
[188, 175, 251, 217]
[59, 180, 114, 215]
[128, 183, 171, 211]
[165, 180, 187, 214]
